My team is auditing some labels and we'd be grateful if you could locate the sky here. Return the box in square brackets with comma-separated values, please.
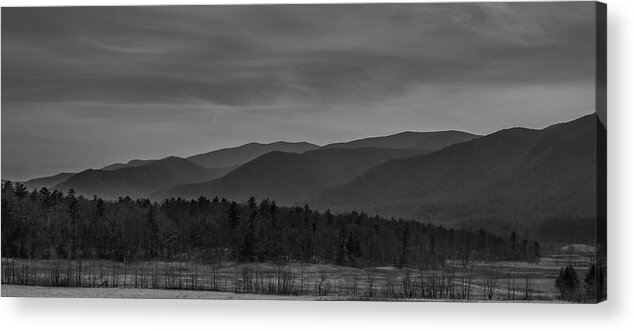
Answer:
[2, 2, 597, 180]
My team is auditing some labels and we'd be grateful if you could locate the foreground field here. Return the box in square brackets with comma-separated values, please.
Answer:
[0, 285, 561, 302]
[1, 285, 318, 300]
[1, 255, 593, 301]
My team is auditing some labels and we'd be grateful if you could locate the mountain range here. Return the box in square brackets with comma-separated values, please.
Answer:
[55, 157, 236, 200]
[187, 141, 319, 168]
[21, 141, 319, 191]
[100, 159, 157, 171]
[10, 116, 600, 227]
[153, 147, 424, 204]
[16, 130, 471, 199]
[312, 114, 599, 224]
[22, 172, 76, 191]
[321, 130, 479, 150]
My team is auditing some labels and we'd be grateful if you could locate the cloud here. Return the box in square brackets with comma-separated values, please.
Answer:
[1, 3, 598, 179]
[2, 3, 595, 105]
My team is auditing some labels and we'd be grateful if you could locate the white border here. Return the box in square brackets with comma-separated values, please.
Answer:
[1, 0, 633, 330]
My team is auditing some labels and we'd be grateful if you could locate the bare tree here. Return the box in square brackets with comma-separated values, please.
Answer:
[482, 263, 500, 300]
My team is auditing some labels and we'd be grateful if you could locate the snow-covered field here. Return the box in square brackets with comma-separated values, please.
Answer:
[2, 254, 595, 301]
[1, 285, 319, 300]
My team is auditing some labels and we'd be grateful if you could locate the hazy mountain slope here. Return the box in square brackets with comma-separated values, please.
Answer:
[22, 172, 76, 190]
[322, 130, 479, 151]
[157, 152, 339, 204]
[302, 147, 423, 182]
[312, 114, 598, 224]
[55, 157, 234, 199]
[464, 115, 597, 222]
[187, 141, 319, 168]
[155, 147, 423, 204]
[101, 159, 157, 171]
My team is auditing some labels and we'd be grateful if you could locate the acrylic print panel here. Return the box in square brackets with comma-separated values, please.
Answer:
[0, 2, 606, 303]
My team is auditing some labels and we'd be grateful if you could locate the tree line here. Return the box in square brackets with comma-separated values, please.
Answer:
[1, 181, 540, 268]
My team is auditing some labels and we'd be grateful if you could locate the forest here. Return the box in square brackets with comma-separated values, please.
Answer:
[1, 181, 540, 268]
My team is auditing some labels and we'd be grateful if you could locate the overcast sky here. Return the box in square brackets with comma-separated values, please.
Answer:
[2, 2, 597, 180]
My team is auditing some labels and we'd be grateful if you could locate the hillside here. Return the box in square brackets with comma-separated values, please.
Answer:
[55, 157, 234, 199]
[187, 141, 319, 168]
[322, 130, 479, 151]
[154, 147, 423, 204]
[303, 147, 423, 182]
[22, 172, 76, 190]
[156, 151, 339, 205]
[311, 114, 599, 225]
[100, 159, 157, 171]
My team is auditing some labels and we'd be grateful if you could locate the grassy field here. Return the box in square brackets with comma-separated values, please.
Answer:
[1, 255, 594, 302]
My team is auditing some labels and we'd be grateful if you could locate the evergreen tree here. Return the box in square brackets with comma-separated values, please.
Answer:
[584, 264, 597, 302]
[226, 201, 240, 259]
[555, 266, 580, 301]
[146, 205, 159, 257]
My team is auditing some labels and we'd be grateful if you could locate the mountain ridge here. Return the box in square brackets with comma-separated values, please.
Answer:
[322, 130, 479, 151]
[310, 114, 598, 224]
[54, 156, 235, 199]
[22, 172, 76, 191]
[100, 159, 157, 171]
[152, 147, 426, 204]
[15, 116, 598, 227]
[186, 141, 319, 168]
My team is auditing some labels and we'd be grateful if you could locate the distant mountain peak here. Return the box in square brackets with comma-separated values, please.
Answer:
[21, 172, 77, 190]
[186, 140, 319, 168]
[100, 158, 157, 171]
[322, 130, 479, 151]
[160, 155, 187, 162]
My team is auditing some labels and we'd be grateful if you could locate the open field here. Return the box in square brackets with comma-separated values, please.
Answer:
[0, 285, 559, 302]
[1, 255, 594, 301]
[0, 285, 318, 300]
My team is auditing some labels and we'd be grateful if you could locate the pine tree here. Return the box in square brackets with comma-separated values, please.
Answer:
[226, 201, 240, 259]
[555, 266, 579, 301]
[584, 264, 597, 302]
[146, 205, 159, 257]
